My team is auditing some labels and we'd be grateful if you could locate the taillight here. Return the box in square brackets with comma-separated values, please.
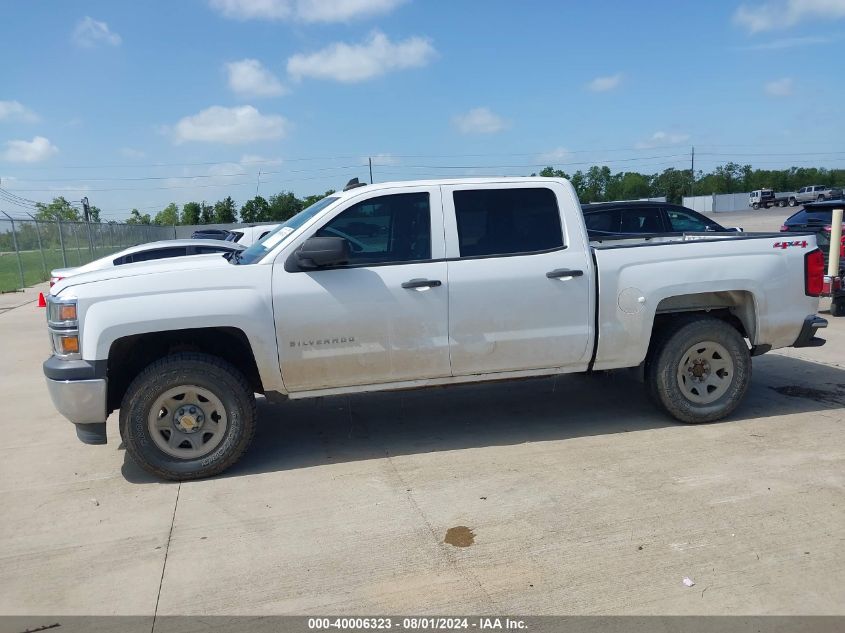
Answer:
[779, 225, 788, 232]
[805, 249, 825, 296]
[49, 276, 63, 287]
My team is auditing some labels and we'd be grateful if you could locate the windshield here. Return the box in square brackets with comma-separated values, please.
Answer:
[234, 196, 340, 265]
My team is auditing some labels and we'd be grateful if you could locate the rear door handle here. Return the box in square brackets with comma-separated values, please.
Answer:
[402, 278, 442, 289]
[546, 268, 584, 279]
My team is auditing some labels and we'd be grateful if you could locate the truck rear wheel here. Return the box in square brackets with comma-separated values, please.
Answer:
[645, 316, 751, 424]
[120, 353, 257, 480]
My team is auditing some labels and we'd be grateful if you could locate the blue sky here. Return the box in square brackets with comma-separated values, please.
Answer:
[1, 0, 844, 220]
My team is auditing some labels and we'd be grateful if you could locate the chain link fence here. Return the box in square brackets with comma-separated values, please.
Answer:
[0, 218, 173, 293]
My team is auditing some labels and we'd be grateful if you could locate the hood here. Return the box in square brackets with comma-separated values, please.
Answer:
[51, 253, 231, 295]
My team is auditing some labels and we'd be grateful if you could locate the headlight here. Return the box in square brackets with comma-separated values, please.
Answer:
[47, 295, 80, 359]
[47, 296, 78, 327]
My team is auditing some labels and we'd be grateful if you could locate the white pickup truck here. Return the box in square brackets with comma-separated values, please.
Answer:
[45, 177, 828, 480]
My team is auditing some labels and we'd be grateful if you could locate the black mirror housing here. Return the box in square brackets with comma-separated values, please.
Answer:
[295, 236, 349, 269]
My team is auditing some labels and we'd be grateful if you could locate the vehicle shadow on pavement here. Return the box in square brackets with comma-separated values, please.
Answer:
[121, 353, 845, 483]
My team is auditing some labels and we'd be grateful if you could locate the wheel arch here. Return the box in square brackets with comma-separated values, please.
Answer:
[653, 290, 758, 343]
[106, 327, 263, 414]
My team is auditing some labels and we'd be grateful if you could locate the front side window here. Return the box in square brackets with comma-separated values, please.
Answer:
[665, 208, 709, 232]
[315, 192, 431, 265]
[454, 188, 563, 257]
[194, 246, 231, 254]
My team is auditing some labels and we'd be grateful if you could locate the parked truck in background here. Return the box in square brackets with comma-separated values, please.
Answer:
[44, 177, 828, 480]
[789, 185, 843, 206]
[749, 189, 790, 209]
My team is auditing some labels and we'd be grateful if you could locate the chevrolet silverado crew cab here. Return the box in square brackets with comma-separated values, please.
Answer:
[45, 177, 828, 480]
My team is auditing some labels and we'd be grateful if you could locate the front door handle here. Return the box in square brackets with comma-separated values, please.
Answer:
[402, 278, 442, 289]
[546, 268, 584, 279]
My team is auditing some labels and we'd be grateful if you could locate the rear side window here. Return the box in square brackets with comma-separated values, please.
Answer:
[454, 188, 563, 257]
[123, 247, 188, 264]
[619, 208, 665, 233]
[194, 246, 229, 254]
[584, 210, 620, 234]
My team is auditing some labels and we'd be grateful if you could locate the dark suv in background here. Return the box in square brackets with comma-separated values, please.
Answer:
[582, 201, 738, 239]
[781, 200, 845, 316]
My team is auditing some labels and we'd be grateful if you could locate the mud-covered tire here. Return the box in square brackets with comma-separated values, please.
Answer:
[645, 316, 751, 424]
[120, 353, 256, 481]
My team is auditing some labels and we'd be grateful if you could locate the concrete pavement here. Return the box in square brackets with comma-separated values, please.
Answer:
[0, 283, 843, 617]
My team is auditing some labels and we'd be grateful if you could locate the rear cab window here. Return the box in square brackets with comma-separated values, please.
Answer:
[453, 187, 563, 257]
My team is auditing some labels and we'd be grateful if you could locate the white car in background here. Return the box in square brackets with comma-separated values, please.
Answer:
[49, 239, 245, 288]
[224, 224, 280, 247]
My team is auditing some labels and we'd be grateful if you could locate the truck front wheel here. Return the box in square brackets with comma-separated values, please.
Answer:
[645, 317, 751, 424]
[120, 353, 257, 480]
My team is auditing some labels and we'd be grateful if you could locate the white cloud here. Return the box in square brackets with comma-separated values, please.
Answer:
[287, 31, 436, 83]
[635, 131, 690, 149]
[363, 153, 399, 166]
[1, 136, 59, 163]
[240, 154, 283, 166]
[72, 17, 122, 48]
[0, 101, 39, 123]
[765, 77, 794, 96]
[587, 73, 622, 92]
[733, 0, 845, 33]
[452, 107, 507, 135]
[209, 0, 405, 22]
[737, 34, 833, 49]
[172, 105, 288, 144]
[225, 59, 286, 98]
[120, 147, 145, 159]
[537, 147, 570, 164]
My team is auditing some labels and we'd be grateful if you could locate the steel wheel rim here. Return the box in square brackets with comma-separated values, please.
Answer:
[148, 384, 228, 459]
[676, 340, 734, 405]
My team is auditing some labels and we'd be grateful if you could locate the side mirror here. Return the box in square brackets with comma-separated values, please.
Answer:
[295, 236, 349, 269]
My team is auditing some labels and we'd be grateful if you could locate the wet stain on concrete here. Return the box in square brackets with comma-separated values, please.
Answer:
[770, 385, 844, 405]
[444, 526, 475, 547]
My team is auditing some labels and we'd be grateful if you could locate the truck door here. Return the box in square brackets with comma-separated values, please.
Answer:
[273, 187, 451, 392]
[442, 183, 593, 375]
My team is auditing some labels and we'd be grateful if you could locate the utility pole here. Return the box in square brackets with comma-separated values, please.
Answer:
[81, 196, 94, 259]
[690, 146, 695, 197]
[369, 157, 373, 184]
[256, 170, 261, 196]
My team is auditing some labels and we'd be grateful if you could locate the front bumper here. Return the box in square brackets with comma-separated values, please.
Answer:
[792, 315, 828, 348]
[43, 356, 108, 444]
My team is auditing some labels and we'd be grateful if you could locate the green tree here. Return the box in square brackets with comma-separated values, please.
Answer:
[302, 190, 336, 208]
[181, 202, 201, 225]
[267, 191, 303, 221]
[34, 197, 81, 222]
[154, 202, 180, 226]
[126, 208, 152, 225]
[213, 196, 238, 224]
[240, 196, 270, 223]
[200, 202, 214, 224]
[88, 205, 102, 223]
